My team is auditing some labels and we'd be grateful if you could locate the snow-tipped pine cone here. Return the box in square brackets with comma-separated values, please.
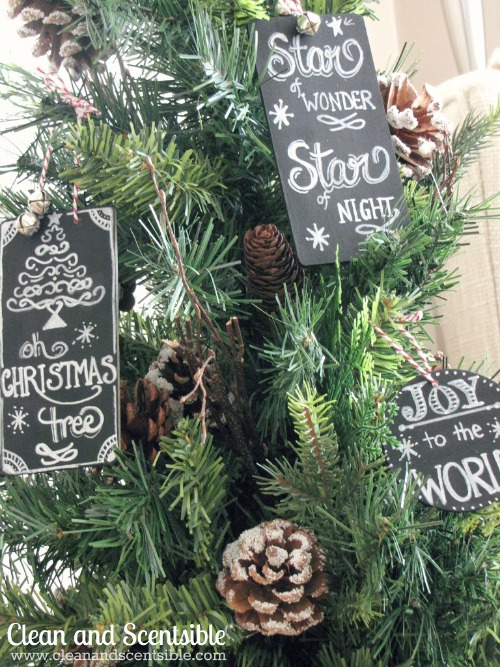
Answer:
[216, 518, 328, 636]
[144, 339, 201, 417]
[379, 72, 450, 179]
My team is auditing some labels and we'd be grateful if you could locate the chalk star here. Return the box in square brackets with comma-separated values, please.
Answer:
[305, 223, 330, 252]
[73, 322, 98, 348]
[8, 406, 29, 434]
[326, 17, 343, 36]
[398, 436, 419, 462]
[488, 418, 500, 440]
[269, 99, 294, 130]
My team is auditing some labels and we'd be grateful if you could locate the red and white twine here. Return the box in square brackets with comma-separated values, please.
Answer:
[37, 68, 100, 121]
[276, 0, 304, 16]
[36, 68, 100, 223]
[38, 129, 55, 191]
[372, 310, 438, 386]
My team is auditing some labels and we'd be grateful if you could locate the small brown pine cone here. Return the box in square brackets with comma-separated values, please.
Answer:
[244, 224, 303, 310]
[379, 72, 450, 179]
[10, 0, 103, 76]
[216, 518, 328, 636]
[120, 379, 172, 461]
[144, 340, 201, 417]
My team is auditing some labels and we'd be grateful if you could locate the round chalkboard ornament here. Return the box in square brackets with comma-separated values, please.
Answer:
[386, 369, 500, 512]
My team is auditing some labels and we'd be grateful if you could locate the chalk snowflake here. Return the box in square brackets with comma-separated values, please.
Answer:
[72, 322, 98, 348]
[488, 418, 500, 440]
[326, 17, 343, 36]
[305, 223, 330, 252]
[398, 436, 419, 462]
[8, 406, 29, 434]
[269, 99, 294, 130]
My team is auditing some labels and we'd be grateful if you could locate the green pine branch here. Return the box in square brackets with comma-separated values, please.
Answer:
[62, 120, 227, 223]
[158, 419, 232, 567]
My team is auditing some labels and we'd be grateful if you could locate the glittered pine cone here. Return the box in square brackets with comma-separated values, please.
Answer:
[144, 339, 201, 417]
[378, 72, 450, 179]
[216, 518, 328, 636]
[244, 224, 303, 310]
[120, 379, 172, 461]
[8, 0, 103, 77]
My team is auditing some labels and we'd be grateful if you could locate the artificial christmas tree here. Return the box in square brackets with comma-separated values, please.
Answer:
[0, 1, 499, 666]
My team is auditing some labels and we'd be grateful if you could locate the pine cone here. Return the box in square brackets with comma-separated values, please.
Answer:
[378, 72, 450, 179]
[8, 0, 103, 77]
[244, 224, 303, 310]
[62, 644, 116, 667]
[120, 379, 172, 461]
[144, 339, 201, 416]
[216, 518, 328, 636]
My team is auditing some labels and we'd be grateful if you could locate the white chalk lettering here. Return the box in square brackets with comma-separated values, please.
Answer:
[19, 333, 68, 360]
[461, 455, 500, 497]
[401, 381, 428, 422]
[448, 376, 484, 409]
[288, 141, 391, 196]
[429, 384, 460, 415]
[337, 197, 395, 225]
[443, 462, 472, 502]
[38, 405, 104, 443]
[423, 431, 447, 448]
[0, 356, 116, 403]
[267, 33, 363, 82]
[412, 449, 500, 506]
[413, 467, 447, 505]
[296, 88, 375, 113]
[400, 376, 484, 425]
[452, 421, 484, 441]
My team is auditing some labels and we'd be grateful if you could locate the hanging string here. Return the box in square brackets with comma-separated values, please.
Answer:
[37, 68, 100, 120]
[372, 311, 439, 386]
[37, 68, 100, 223]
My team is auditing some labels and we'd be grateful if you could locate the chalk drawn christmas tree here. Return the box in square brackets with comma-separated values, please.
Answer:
[7, 214, 105, 330]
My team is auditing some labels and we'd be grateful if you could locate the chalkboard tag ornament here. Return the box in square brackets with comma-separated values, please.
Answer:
[386, 370, 500, 513]
[253, 15, 410, 265]
[0, 208, 120, 475]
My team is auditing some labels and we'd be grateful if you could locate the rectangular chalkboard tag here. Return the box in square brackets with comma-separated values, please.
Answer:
[254, 15, 409, 264]
[0, 208, 119, 474]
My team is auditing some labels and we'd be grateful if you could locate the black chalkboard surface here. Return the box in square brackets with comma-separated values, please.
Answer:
[254, 15, 408, 264]
[0, 208, 119, 474]
[387, 370, 500, 512]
